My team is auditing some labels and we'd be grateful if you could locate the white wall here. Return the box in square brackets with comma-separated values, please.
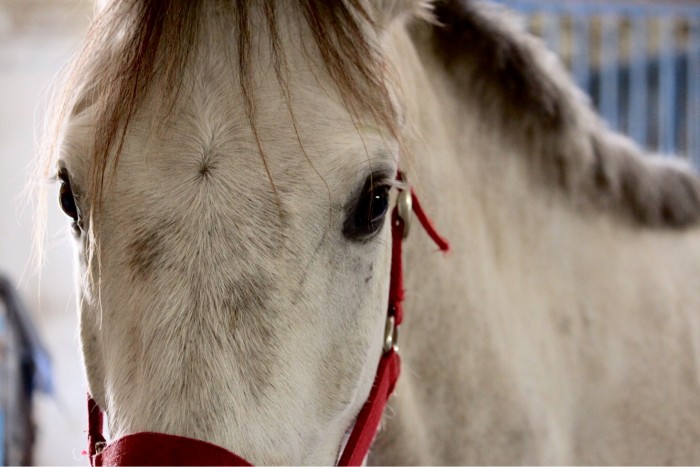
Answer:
[0, 1, 91, 464]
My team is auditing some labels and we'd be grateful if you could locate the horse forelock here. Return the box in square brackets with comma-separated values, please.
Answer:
[46, 0, 404, 235]
[427, 0, 700, 229]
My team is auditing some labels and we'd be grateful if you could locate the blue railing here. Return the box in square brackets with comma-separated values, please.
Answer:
[0, 276, 53, 465]
[494, 0, 700, 167]
[0, 307, 6, 465]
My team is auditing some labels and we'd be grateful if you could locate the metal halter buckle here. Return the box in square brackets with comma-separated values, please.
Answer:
[396, 189, 412, 240]
[383, 315, 398, 353]
[95, 441, 106, 455]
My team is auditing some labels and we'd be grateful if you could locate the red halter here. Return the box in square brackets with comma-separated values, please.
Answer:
[86, 180, 449, 466]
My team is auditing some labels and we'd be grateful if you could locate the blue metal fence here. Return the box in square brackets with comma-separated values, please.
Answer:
[0, 307, 5, 465]
[1, 303, 7, 465]
[0, 276, 53, 465]
[494, 0, 700, 167]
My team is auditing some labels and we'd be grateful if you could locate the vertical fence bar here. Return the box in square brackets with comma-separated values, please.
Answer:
[690, 18, 700, 167]
[0, 411, 4, 467]
[658, 16, 678, 155]
[0, 307, 5, 466]
[629, 15, 649, 148]
[543, 11, 562, 56]
[572, 14, 591, 93]
[600, 15, 620, 130]
[0, 411, 4, 466]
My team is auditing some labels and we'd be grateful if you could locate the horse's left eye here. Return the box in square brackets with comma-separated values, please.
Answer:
[344, 177, 391, 241]
[57, 169, 79, 224]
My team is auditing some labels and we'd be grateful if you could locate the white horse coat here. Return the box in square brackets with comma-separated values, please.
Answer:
[45, 0, 700, 464]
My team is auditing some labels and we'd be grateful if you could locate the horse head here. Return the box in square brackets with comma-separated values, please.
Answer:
[49, 1, 429, 463]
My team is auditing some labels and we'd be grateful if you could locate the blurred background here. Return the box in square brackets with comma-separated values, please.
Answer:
[1, 1, 91, 465]
[0, 0, 698, 465]
[497, 0, 700, 166]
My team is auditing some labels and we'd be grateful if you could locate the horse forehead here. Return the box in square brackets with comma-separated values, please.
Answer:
[104, 82, 359, 251]
[124, 73, 361, 178]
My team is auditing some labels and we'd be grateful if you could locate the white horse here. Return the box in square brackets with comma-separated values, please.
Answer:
[42, 0, 700, 464]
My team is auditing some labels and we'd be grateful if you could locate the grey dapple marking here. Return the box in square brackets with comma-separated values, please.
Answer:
[42, 0, 700, 464]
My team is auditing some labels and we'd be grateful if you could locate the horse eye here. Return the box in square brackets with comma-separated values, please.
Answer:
[57, 169, 79, 223]
[343, 177, 391, 241]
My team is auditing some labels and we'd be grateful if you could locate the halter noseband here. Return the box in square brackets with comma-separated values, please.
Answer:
[86, 176, 449, 466]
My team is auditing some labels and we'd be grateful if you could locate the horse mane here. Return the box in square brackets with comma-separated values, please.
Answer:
[50, 0, 396, 219]
[425, 0, 700, 228]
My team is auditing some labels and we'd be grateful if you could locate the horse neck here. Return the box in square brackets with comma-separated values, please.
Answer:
[378, 18, 700, 463]
[373, 23, 549, 463]
[389, 21, 532, 269]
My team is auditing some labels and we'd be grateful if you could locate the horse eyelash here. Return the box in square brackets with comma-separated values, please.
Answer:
[51, 164, 68, 184]
[387, 177, 407, 191]
[46, 172, 60, 184]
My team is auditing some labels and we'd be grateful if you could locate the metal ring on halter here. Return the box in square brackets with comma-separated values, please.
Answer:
[95, 441, 106, 455]
[397, 189, 412, 239]
[383, 315, 398, 353]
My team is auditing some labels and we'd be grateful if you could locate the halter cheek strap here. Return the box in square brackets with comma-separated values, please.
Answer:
[87, 179, 449, 466]
[338, 184, 449, 465]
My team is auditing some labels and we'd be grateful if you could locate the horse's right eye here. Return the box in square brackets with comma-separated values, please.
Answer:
[343, 174, 392, 241]
[58, 169, 79, 223]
